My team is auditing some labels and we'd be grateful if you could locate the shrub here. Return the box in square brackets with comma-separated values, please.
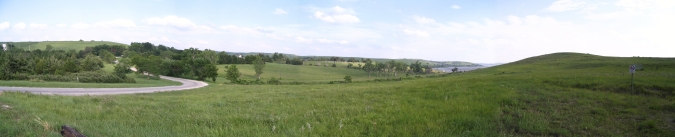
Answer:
[268, 77, 281, 85]
[344, 75, 352, 83]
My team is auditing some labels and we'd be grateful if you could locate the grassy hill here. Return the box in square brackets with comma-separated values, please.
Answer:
[1, 52, 674, 136]
[2, 41, 128, 51]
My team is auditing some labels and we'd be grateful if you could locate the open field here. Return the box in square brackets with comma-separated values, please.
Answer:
[216, 63, 400, 83]
[3, 41, 128, 51]
[1, 52, 674, 136]
[0, 64, 182, 88]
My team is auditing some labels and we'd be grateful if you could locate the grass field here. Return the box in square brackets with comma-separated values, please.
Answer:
[5, 41, 128, 51]
[214, 62, 408, 83]
[0, 64, 181, 88]
[1, 52, 674, 136]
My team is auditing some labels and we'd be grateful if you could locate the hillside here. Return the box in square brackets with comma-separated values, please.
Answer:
[2, 41, 128, 51]
[1, 52, 674, 136]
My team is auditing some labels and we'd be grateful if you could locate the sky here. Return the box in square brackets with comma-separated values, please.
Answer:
[0, 0, 673, 63]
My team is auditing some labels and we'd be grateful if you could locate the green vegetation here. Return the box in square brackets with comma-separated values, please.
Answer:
[0, 74, 181, 88]
[1, 52, 674, 136]
[4, 41, 128, 51]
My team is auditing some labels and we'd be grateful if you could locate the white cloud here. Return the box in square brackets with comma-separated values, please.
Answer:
[272, 8, 288, 15]
[220, 25, 271, 35]
[143, 15, 196, 30]
[547, 0, 585, 12]
[13, 22, 26, 30]
[413, 16, 436, 24]
[403, 29, 429, 37]
[71, 23, 90, 29]
[451, 5, 461, 9]
[294, 36, 349, 44]
[29, 23, 47, 29]
[94, 19, 137, 28]
[197, 40, 210, 45]
[0, 22, 9, 30]
[312, 6, 361, 24]
[56, 24, 67, 28]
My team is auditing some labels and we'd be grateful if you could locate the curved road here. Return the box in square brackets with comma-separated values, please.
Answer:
[0, 76, 208, 96]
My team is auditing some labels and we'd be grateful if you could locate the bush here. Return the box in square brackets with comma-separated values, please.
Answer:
[332, 64, 337, 67]
[268, 77, 281, 85]
[344, 75, 352, 83]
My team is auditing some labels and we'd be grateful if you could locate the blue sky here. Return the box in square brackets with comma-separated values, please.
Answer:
[1, 0, 673, 63]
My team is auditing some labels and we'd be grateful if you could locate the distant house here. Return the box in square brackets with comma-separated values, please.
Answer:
[1, 44, 5, 51]
[237, 54, 243, 58]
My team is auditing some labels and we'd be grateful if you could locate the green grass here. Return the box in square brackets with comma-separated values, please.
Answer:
[216, 63, 399, 83]
[6, 41, 128, 51]
[1, 52, 674, 136]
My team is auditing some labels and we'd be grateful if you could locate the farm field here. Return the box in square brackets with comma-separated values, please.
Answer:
[4, 41, 128, 51]
[1, 52, 674, 136]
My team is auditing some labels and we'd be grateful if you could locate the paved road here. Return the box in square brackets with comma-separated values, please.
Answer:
[0, 76, 208, 96]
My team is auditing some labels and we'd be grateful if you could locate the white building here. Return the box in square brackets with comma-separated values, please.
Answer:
[2, 44, 5, 51]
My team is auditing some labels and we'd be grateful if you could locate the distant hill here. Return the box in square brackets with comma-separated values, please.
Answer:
[1, 41, 128, 51]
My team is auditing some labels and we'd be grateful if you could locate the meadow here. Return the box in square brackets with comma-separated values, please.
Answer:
[0, 52, 674, 136]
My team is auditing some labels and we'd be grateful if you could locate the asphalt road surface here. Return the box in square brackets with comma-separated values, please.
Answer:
[0, 76, 208, 96]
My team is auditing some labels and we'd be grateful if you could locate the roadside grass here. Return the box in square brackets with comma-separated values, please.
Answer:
[10, 41, 128, 51]
[0, 52, 674, 136]
[0, 64, 182, 88]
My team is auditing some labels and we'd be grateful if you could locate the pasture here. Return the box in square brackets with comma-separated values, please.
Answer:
[1, 52, 674, 136]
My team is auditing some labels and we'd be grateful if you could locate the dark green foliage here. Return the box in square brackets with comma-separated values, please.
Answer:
[344, 75, 352, 83]
[80, 53, 104, 71]
[225, 65, 241, 83]
[331, 63, 337, 67]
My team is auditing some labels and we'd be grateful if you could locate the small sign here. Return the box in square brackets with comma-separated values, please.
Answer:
[630, 65, 636, 73]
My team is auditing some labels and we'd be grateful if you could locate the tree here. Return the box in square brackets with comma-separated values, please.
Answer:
[376, 62, 386, 77]
[45, 44, 53, 51]
[80, 53, 104, 71]
[225, 65, 241, 83]
[253, 56, 265, 79]
[201, 49, 219, 64]
[99, 50, 116, 64]
[452, 67, 458, 72]
[362, 60, 374, 78]
[199, 63, 218, 82]
[113, 58, 133, 79]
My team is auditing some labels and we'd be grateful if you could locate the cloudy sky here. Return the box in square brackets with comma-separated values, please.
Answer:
[0, 0, 673, 63]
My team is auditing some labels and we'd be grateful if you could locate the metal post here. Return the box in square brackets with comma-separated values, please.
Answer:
[631, 73, 634, 93]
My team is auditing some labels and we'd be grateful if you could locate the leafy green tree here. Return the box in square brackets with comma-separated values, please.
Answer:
[201, 49, 219, 64]
[45, 44, 53, 51]
[225, 65, 241, 83]
[99, 50, 116, 64]
[376, 62, 386, 77]
[253, 56, 265, 79]
[362, 60, 374, 78]
[199, 63, 219, 82]
[80, 53, 104, 71]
